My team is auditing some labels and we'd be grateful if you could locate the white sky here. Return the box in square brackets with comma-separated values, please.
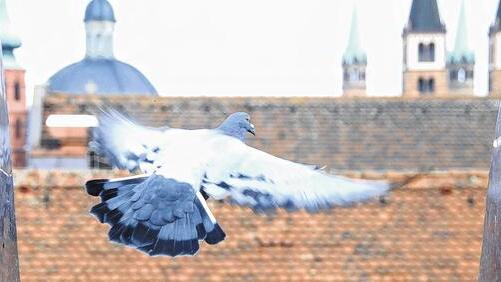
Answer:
[5, 0, 501, 102]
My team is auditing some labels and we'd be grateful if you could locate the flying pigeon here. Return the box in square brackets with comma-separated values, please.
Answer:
[85, 110, 395, 257]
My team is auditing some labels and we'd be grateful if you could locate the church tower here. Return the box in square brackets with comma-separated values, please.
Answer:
[447, 0, 474, 96]
[402, 0, 447, 97]
[489, 0, 501, 96]
[0, 0, 26, 167]
[342, 5, 367, 97]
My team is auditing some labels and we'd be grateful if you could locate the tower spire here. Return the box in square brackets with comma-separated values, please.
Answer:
[449, 0, 474, 63]
[343, 5, 366, 65]
[405, 0, 445, 33]
[447, 0, 474, 96]
[342, 3, 367, 97]
[0, 0, 21, 69]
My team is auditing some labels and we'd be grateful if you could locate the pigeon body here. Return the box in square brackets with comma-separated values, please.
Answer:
[86, 110, 391, 257]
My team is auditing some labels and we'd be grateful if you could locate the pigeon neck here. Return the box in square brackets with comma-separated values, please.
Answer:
[217, 123, 246, 141]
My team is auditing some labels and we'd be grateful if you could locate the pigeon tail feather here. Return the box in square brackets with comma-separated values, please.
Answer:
[85, 174, 225, 256]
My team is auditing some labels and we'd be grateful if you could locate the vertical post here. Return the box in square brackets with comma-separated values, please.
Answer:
[0, 43, 20, 281]
[479, 101, 501, 281]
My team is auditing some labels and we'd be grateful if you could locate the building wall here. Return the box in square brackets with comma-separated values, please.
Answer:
[402, 33, 447, 97]
[342, 88, 366, 97]
[5, 68, 27, 167]
[492, 32, 501, 70]
[489, 32, 501, 96]
[402, 70, 448, 97]
[490, 70, 501, 96]
[448, 63, 474, 96]
[342, 64, 367, 97]
[404, 33, 446, 71]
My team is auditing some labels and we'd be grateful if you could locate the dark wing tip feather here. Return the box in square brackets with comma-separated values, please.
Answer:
[90, 202, 109, 223]
[205, 223, 226, 245]
[85, 179, 109, 196]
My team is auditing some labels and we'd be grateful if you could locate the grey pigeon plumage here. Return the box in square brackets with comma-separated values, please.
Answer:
[86, 110, 392, 257]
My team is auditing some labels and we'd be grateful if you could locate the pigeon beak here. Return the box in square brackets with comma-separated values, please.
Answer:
[248, 123, 256, 136]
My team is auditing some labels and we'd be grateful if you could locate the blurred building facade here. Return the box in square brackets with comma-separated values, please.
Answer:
[344, 0, 480, 97]
[448, 0, 475, 96]
[25, 0, 501, 169]
[489, 0, 501, 96]
[29, 0, 157, 169]
[46, 0, 157, 96]
[0, 0, 27, 167]
[402, 0, 455, 97]
[342, 5, 367, 97]
[1, 0, 499, 280]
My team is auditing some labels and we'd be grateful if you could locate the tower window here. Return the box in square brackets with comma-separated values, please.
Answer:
[15, 119, 22, 139]
[418, 78, 425, 92]
[450, 68, 473, 84]
[349, 70, 359, 82]
[418, 77, 435, 95]
[14, 82, 21, 101]
[418, 43, 424, 59]
[466, 70, 474, 79]
[458, 68, 466, 83]
[418, 43, 435, 62]
[449, 70, 457, 81]
[428, 79, 435, 92]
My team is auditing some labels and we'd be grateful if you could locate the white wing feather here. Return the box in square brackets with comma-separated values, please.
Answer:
[203, 136, 390, 213]
[91, 109, 168, 173]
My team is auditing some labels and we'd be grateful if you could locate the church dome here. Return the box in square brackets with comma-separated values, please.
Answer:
[47, 58, 157, 96]
[47, 0, 157, 96]
[84, 0, 116, 22]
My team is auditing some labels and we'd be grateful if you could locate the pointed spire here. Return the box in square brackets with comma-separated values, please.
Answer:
[342, 5, 366, 65]
[497, 0, 501, 25]
[0, 0, 21, 69]
[449, 0, 474, 63]
[405, 0, 445, 33]
[491, 0, 501, 34]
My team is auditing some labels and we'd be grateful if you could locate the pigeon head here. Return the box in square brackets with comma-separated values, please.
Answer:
[217, 112, 255, 141]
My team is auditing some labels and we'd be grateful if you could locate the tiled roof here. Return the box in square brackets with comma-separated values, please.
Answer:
[14, 169, 486, 281]
[40, 94, 498, 172]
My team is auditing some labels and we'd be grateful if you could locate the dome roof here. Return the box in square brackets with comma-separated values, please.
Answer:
[84, 0, 116, 22]
[47, 58, 157, 96]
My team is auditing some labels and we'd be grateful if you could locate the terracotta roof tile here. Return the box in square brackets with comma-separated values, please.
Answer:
[14, 169, 486, 281]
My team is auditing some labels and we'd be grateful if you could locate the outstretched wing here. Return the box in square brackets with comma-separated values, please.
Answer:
[90, 109, 168, 173]
[202, 137, 391, 214]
